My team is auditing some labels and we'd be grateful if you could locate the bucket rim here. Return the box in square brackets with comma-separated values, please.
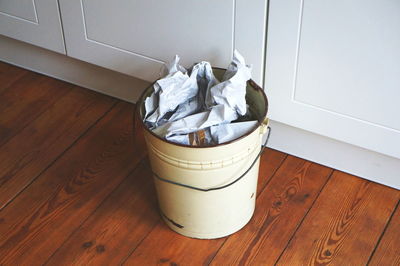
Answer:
[136, 67, 269, 149]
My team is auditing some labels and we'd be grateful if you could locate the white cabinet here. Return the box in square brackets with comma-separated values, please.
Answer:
[266, 0, 400, 159]
[0, 0, 65, 53]
[58, 0, 267, 83]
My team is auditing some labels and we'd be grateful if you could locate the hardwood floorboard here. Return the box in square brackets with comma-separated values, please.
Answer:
[0, 72, 71, 147]
[210, 156, 332, 265]
[124, 222, 225, 266]
[0, 102, 145, 265]
[0, 86, 116, 209]
[0, 62, 28, 94]
[122, 148, 287, 266]
[0, 64, 399, 265]
[45, 159, 160, 266]
[276, 171, 400, 265]
[256, 149, 287, 195]
[368, 200, 400, 265]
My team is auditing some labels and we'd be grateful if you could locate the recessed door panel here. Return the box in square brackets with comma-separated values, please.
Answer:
[59, 0, 267, 83]
[82, 0, 233, 67]
[0, 0, 37, 22]
[295, 0, 400, 131]
[0, 0, 65, 53]
[266, 0, 400, 158]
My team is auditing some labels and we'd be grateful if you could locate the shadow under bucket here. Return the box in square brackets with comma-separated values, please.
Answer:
[136, 68, 270, 239]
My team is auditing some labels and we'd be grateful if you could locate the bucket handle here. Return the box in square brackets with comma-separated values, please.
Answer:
[152, 126, 271, 192]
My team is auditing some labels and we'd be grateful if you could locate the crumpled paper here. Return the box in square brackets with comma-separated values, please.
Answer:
[206, 50, 251, 115]
[144, 56, 199, 126]
[143, 50, 258, 145]
[210, 120, 258, 144]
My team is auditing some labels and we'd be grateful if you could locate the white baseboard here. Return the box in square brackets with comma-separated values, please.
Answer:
[0, 35, 150, 103]
[1, 35, 398, 190]
[267, 120, 400, 190]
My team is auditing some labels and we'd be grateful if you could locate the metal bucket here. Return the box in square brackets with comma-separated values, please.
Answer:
[137, 68, 269, 239]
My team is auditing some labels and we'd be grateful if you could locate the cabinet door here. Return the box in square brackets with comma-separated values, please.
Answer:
[266, 0, 400, 159]
[0, 0, 65, 53]
[58, 0, 267, 83]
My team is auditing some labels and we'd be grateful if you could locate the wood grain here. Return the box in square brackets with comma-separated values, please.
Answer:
[210, 156, 332, 265]
[122, 148, 287, 265]
[45, 159, 160, 265]
[0, 102, 145, 265]
[277, 171, 400, 265]
[0, 66, 399, 265]
[0, 72, 71, 147]
[0, 62, 28, 93]
[369, 201, 400, 266]
[0, 87, 116, 209]
[123, 219, 225, 266]
[256, 148, 287, 195]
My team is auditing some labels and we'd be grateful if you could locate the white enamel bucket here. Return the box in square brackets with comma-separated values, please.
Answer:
[137, 68, 270, 239]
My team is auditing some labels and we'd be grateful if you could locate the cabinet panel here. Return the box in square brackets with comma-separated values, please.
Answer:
[83, 0, 232, 67]
[295, 0, 400, 131]
[0, 0, 65, 53]
[266, 0, 400, 158]
[59, 0, 267, 83]
[0, 0, 37, 22]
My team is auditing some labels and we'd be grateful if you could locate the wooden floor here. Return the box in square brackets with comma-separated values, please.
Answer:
[0, 62, 399, 265]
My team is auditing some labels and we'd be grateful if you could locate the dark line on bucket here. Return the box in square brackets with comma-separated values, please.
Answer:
[161, 212, 184, 229]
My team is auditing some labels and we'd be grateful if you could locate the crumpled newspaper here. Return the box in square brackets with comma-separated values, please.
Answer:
[143, 50, 258, 146]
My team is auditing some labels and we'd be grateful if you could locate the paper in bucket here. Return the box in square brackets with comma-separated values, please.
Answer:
[143, 50, 258, 146]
